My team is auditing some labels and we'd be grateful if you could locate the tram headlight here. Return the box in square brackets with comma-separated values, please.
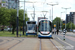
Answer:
[47, 32, 49, 33]
[41, 32, 43, 33]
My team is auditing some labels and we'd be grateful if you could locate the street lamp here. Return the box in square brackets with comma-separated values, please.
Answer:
[23, 0, 25, 35]
[47, 2, 58, 22]
[62, 7, 71, 30]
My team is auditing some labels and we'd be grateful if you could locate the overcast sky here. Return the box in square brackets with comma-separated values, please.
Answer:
[19, 0, 75, 21]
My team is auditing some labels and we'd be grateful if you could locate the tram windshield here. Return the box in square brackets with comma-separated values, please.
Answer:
[27, 22, 36, 30]
[40, 20, 51, 31]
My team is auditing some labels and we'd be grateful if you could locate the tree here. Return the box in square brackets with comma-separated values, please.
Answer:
[52, 17, 62, 29]
[66, 22, 75, 29]
[0, 7, 10, 25]
[10, 9, 29, 34]
[0, 7, 11, 30]
[19, 9, 29, 26]
[9, 9, 17, 34]
[0, 7, 29, 34]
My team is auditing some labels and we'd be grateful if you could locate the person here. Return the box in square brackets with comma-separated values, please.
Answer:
[54, 28, 56, 34]
[57, 29, 59, 35]
[52, 28, 54, 34]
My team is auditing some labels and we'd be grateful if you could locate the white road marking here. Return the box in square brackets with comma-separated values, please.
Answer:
[57, 37, 74, 47]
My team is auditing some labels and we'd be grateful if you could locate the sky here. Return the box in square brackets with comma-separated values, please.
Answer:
[19, 0, 75, 21]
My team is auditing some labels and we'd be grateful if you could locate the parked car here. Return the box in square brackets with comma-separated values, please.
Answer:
[4, 28, 12, 31]
[59, 29, 62, 33]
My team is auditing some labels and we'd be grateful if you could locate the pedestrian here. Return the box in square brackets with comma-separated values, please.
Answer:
[54, 28, 56, 34]
[52, 28, 54, 34]
[55, 29, 56, 34]
[57, 29, 59, 35]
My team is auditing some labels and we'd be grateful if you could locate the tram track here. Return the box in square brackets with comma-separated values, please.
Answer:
[39, 38, 60, 50]
[39, 39, 42, 50]
[8, 38, 24, 50]
[49, 39, 60, 50]
[0, 38, 14, 45]
[0, 38, 24, 50]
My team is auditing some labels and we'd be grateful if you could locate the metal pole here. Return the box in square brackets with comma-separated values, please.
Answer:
[60, 13, 62, 29]
[16, 0, 19, 37]
[31, 13, 34, 21]
[60, 12, 65, 29]
[50, 10, 51, 20]
[23, 0, 25, 35]
[62, 7, 71, 30]
[71, 21, 72, 31]
[65, 9, 67, 30]
[33, 4, 35, 21]
[47, 3, 58, 22]
[52, 6, 53, 22]
[44, 15, 45, 19]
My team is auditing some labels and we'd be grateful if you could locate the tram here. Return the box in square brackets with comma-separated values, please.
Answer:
[26, 21, 37, 36]
[38, 19, 52, 38]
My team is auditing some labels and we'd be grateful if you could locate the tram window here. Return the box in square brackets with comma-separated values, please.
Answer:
[49, 22, 52, 32]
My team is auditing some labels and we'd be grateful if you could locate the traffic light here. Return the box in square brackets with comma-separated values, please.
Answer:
[63, 23, 65, 25]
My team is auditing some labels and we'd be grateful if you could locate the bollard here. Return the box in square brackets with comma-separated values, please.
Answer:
[63, 33, 65, 40]
[63, 29, 66, 40]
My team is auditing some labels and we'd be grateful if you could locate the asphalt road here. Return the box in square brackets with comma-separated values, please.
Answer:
[0, 39, 3, 42]
[66, 33, 75, 37]
[0, 37, 63, 50]
[53, 33, 75, 50]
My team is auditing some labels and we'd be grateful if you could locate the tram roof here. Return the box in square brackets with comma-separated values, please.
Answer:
[39, 19, 50, 22]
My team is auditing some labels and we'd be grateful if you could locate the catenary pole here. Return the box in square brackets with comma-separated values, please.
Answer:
[62, 7, 71, 30]
[16, 0, 19, 37]
[23, 0, 25, 35]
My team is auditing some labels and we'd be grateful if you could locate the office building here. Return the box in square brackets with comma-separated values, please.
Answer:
[66, 12, 75, 25]
[0, 0, 17, 9]
[8, 0, 17, 9]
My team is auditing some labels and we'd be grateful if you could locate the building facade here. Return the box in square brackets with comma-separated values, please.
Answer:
[8, 0, 17, 9]
[0, 0, 2, 7]
[0, 0, 17, 9]
[66, 12, 75, 25]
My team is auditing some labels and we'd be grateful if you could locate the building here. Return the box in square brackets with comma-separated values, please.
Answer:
[2, 0, 7, 7]
[66, 12, 75, 25]
[0, 0, 17, 9]
[66, 14, 70, 23]
[0, 0, 2, 7]
[0, 0, 2, 3]
[0, 0, 6, 8]
[8, 0, 17, 9]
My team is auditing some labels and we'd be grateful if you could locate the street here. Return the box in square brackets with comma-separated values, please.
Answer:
[0, 37, 64, 50]
[53, 32, 75, 50]
[0, 32, 75, 50]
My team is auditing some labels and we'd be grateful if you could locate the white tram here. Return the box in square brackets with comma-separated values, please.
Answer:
[38, 19, 52, 38]
[26, 21, 37, 36]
